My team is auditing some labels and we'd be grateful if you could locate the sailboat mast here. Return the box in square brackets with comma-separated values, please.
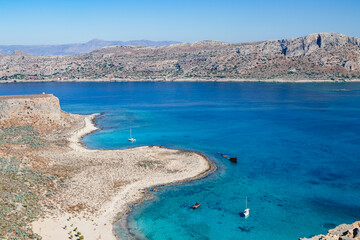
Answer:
[246, 196, 247, 209]
[130, 128, 132, 138]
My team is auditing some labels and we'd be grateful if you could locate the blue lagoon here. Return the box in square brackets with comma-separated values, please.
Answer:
[1, 82, 360, 239]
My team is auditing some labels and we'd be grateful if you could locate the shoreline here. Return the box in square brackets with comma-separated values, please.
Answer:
[1, 78, 360, 84]
[115, 149, 217, 240]
[33, 113, 216, 240]
[82, 114, 217, 240]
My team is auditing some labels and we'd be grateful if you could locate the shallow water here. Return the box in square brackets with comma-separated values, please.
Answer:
[1, 82, 360, 239]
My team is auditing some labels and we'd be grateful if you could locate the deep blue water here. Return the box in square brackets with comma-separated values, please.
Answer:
[1, 82, 360, 239]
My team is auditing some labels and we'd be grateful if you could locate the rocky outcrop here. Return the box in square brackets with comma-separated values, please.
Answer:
[300, 221, 360, 240]
[0, 94, 70, 132]
[277, 33, 358, 57]
[0, 33, 359, 81]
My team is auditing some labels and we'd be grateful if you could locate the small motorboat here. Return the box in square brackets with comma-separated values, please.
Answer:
[191, 203, 201, 209]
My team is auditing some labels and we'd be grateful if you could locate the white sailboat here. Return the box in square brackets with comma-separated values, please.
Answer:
[243, 196, 250, 218]
[128, 128, 136, 142]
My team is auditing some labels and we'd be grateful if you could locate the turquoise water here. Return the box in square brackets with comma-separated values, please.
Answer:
[1, 82, 360, 239]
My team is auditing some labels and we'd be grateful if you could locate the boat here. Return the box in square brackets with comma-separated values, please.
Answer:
[218, 152, 237, 163]
[128, 128, 136, 142]
[243, 196, 250, 218]
[229, 157, 237, 163]
[191, 203, 201, 209]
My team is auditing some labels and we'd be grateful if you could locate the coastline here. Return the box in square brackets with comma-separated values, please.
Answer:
[115, 149, 217, 240]
[82, 114, 217, 239]
[1, 78, 360, 84]
[32, 113, 216, 240]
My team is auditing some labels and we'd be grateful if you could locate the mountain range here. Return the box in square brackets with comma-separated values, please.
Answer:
[0, 33, 359, 82]
[0, 39, 181, 56]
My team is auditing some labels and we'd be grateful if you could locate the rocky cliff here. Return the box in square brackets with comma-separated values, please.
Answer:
[0, 33, 359, 82]
[300, 221, 360, 240]
[0, 94, 71, 132]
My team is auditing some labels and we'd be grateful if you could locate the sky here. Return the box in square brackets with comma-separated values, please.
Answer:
[0, 0, 359, 45]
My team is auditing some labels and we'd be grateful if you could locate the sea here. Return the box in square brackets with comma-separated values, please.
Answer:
[1, 82, 360, 240]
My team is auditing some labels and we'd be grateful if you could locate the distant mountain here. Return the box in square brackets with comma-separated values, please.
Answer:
[0, 33, 359, 82]
[0, 39, 181, 56]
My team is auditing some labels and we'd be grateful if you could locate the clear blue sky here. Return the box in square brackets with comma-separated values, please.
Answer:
[0, 0, 359, 45]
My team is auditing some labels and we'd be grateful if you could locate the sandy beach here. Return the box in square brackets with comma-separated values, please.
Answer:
[31, 113, 215, 240]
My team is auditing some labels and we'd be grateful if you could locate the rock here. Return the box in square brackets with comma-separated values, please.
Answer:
[300, 221, 360, 240]
[0, 94, 70, 132]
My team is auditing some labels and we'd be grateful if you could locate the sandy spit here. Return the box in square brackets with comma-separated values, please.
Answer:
[32, 114, 215, 240]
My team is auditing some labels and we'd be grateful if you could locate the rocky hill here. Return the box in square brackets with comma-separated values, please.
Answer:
[0, 39, 181, 56]
[0, 33, 359, 82]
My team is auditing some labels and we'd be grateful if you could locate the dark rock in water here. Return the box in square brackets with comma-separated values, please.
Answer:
[322, 223, 337, 229]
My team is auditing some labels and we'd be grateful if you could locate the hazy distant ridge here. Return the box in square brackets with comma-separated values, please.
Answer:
[1, 33, 360, 82]
[0, 39, 181, 56]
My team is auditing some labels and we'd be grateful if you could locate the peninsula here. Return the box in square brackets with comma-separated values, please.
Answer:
[0, 94, 214, 240]
[0, 33, 359, 83]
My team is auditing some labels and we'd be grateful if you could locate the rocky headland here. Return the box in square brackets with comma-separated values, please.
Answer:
[300, 221, 360, 240]
[0, 94, 214, 240]
[0, 33, 359, 82]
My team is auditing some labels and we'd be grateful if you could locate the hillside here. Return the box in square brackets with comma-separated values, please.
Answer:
[0, 39, 181, 56]
[0, 33, 359, 82]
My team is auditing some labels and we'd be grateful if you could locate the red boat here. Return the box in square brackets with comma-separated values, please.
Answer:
[191, 203, 201, 209]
